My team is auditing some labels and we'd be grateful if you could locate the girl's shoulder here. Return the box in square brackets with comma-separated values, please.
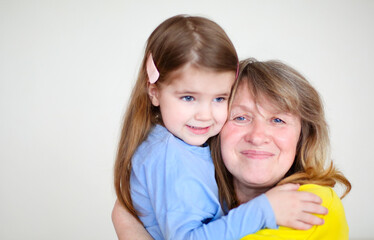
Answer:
[141, 124, 187, 153]
[133, 124, 211, 167]
[132, 125, 175, 164]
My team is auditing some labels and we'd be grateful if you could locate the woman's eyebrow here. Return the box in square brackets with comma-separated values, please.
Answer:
[229, 104, 251, 112]
[270, 110, 293, 116]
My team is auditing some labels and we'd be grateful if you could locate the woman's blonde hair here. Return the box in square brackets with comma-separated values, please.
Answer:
[114, 14, 238, 219]
[212, 58, 351, 211]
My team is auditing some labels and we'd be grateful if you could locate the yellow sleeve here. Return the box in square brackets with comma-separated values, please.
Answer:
[240, 184, 349, 240]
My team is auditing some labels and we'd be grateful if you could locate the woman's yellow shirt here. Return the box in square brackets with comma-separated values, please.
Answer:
[241, 184, 348, 240]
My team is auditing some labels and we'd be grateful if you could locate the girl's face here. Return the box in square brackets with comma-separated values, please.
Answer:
[220, 80, 301, 191]
[148, 64, 235, 146]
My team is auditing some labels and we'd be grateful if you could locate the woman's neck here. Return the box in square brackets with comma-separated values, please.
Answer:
[233, 179, 272, 204]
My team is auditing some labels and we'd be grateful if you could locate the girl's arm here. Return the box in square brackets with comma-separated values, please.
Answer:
[132, 138, 276, 239]
[131, 130, 326, 239]
[112, 200, 153, 240]
[112, 189, 326, 240]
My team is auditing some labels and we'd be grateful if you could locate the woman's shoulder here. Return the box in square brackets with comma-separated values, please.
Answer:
[298, 184, 347, 220]
[298, 184, 338, 206]
[300, 184, 348, 235]
[240, 184, 349, 240]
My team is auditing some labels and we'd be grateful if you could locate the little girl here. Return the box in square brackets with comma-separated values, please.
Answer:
[114, 15, 325, 240]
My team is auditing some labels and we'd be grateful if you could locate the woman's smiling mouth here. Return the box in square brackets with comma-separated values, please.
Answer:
[240, 150, 274, 159]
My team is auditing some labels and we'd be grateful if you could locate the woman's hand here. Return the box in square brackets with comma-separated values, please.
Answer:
[112, 200, 153, 240]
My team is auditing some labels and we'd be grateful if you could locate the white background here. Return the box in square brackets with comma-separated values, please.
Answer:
[1, 0, 373, 239]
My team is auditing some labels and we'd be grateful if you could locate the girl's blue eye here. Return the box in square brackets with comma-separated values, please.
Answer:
[213, 97, 225, 103]
[181, 96, 194, 101]
[214, 97, 225, 102]
[273, 118, 285, 124]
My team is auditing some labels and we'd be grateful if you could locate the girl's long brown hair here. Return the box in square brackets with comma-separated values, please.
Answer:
[213, 58, 351, 211]
[114, 14, 238, 219]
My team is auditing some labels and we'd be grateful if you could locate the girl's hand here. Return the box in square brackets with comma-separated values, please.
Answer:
[265, 184, 328, 230]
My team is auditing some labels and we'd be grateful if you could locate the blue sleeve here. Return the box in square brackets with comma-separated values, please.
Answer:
[169, 194, 277, 240]
[132, 136, 276, 240]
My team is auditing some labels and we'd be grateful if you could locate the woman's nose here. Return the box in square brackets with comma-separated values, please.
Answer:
[244, 121, 270, 145]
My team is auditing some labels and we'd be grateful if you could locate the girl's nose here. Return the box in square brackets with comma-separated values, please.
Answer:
[195, 103, 212, 121]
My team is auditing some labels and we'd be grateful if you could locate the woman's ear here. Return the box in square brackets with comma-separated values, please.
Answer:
[148, 83, 160, 106]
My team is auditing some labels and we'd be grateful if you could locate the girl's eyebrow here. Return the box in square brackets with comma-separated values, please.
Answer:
[220, 92, 231, 96]
[174, 91, 231, 96]
[174, 90, 198, 95]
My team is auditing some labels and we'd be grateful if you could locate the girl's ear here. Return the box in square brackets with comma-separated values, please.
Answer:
[148, 83, 160, 106]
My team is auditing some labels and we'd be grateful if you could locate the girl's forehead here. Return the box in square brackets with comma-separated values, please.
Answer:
[161, 64, 206, 85]
[162, 64, 235, 89]
[168, 63, 219, 78]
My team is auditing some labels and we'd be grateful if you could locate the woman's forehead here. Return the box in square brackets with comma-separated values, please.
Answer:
[232, 80, 294, 114]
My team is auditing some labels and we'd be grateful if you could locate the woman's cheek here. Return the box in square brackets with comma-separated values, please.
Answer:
[221, 121, 237, 141]
[221, 122, 242, 151]
[274, 128, 301, 153]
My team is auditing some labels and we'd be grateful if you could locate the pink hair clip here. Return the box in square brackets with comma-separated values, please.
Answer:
[146, 53, 160, 84]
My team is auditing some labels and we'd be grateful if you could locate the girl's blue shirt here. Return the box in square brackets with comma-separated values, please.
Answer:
[130, 124, 276, 240]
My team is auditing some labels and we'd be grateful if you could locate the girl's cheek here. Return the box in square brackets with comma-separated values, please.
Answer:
[214, 105, 229, 123]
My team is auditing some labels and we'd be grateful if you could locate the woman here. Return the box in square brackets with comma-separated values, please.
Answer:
[112, 58, 351, 239]
[211, 58, 351, 239]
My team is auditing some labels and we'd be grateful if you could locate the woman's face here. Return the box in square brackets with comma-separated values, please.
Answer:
[220, 80, 301, 191]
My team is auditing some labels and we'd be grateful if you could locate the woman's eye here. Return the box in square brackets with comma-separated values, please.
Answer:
[273, 118, 285, 124]
[213, 97, 225, 103]
[181, 96, 194, 102]
[230, 111, 252, 124]
[234, 116, 247, 121]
